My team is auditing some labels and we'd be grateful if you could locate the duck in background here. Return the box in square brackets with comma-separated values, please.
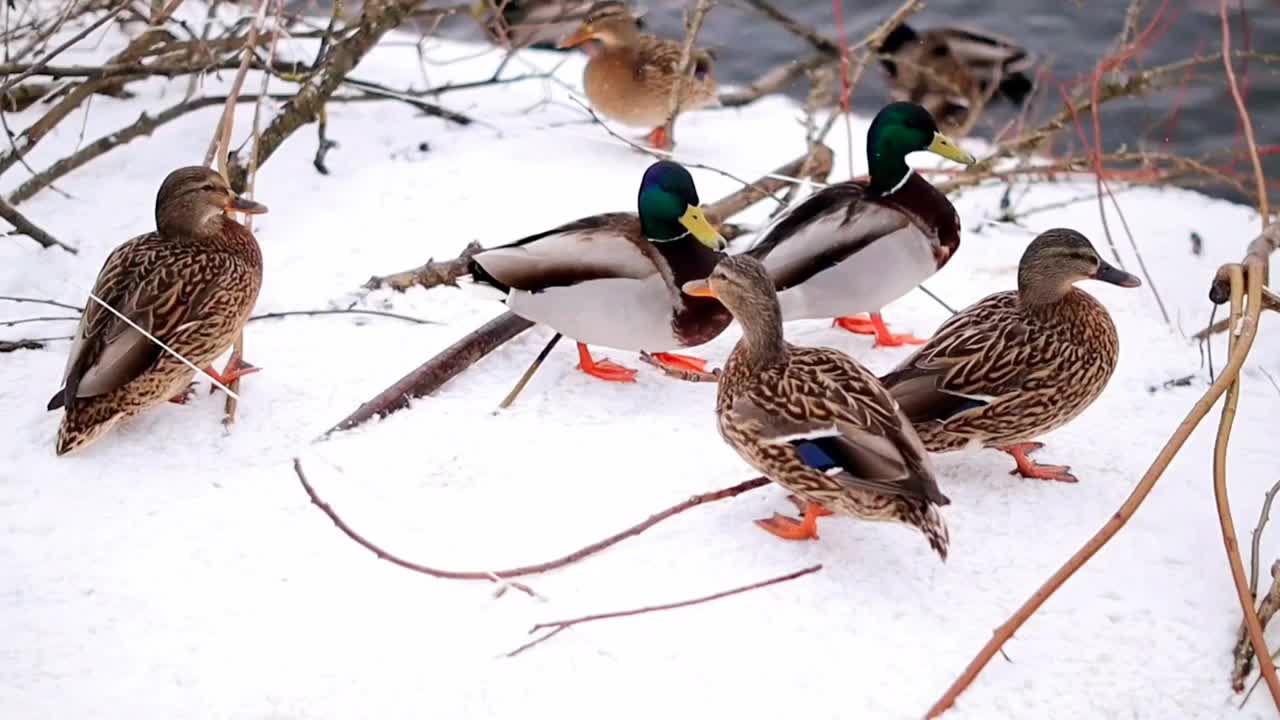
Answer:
[685, 255, 950, 560]
[46, 167, 267, 455]
[747, 102, 975, 348]
[877, 23, 1036, 137]
[879, 229, 1140, 482]
[473, 0, 625, 51]
[558, 1, 719, 150]
[464, 160, 730, 382]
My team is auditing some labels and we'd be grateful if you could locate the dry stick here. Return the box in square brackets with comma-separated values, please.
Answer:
[0, 0, 129, 95]
[1232, 479, 1280, 689]
[509, 564, 822, 657]
[1220, 0, 1270, 226]
[248, 308, 435, 324]
[0, 194, 74, 252]
[719, 52, 830, 108]
[227, 0, 430, 192]
[741, 0, 839, 56]
[202, 0, 268, 171]
[296, 457, 769, 584]
[1212, 262, 1280, 709]
[497, 332, 562, 410]
[1241, 563, 1280, 703]
[321, 312, 535, 438]
[0, 294, 82, 311]
[658, 0, 713, 150]
[924, 252, 1269, 718]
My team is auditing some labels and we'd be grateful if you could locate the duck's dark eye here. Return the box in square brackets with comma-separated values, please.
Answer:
[930, 45, 949, 57]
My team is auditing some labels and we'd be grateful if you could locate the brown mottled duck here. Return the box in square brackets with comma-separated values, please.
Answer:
[558, 1, 719, 150]
[879, 228, 1140, 482]
[685, 255, 950, 559]
[46, 167, 267, 455]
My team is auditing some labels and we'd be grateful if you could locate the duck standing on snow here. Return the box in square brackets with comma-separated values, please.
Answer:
[877, 23, 1035, 136]
[46, 167, 267, 456]
[684, 255, 950, 559]
[747, 102, 975, 348]
[558, 1, 719, 150]
[465, 160, 730, 382]
[879, 229, 1140, 482]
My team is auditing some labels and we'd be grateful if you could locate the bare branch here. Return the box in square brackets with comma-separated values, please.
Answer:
[0, 195, 76, 253]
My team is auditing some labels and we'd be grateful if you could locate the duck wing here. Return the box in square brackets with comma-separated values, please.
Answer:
[468, 213, 664, 293]
[746, 181, 910, 291]
[879, 291, 1031, 423]
[731, 346, 948, 505]
[49, 234, 223, 411]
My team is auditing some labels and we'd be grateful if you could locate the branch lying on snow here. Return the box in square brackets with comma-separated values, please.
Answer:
[248, 308, 437, 324]
[337, 145, 835, 434]
[1233, 479, 1280, 692]
[507, 564, 822, 657]
[0, 195, 76, 253]
[0, 338, 51, 352]
[295, 457, 769, 593]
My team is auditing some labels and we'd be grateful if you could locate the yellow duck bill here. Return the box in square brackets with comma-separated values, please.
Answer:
[927, 131, 977, 165]
[678, 205, 726, 250]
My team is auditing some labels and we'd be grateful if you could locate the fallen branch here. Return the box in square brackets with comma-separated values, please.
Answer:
[508, 564, 822, 657]
[362, 241, 483, 293]
[0, 338, 49, 352]
[0, 195, 76, 253]
[1233, 481, 1280, 690]
[321, 311, 535, 437]
[295, 456, 770, 587]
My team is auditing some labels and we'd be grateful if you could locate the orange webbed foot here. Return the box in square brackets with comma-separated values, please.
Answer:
[169, 383, 196, 405]
[833, 312, 926, 348]
[755, 502, 830, 541]
[648, 352, 708, 374]
[1001, 442, 1078, 483]
[645, 125, 671, 151]
[205, 356, 260, 394]
[576, 343, 637, 383]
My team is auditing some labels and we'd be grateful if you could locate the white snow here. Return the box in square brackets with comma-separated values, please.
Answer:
[3, 10, 1279, 720]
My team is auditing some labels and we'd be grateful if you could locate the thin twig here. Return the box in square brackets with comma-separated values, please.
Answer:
[509, 564, 822, 657]
[0, 295, 82, 311]
[658, 0, 713, 150]
[295, 457, 769, 584]
[497, 331, 561, 410]
[0, 1, 129, 96]
[1220, 0, 1270, 225]
[0, 194, 75, 252]
[248, 308, 436, 324]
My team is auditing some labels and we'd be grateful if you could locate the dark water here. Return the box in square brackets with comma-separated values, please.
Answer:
[451, 0, 1278, 205]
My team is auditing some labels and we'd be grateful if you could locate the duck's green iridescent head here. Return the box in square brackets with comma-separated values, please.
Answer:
[637, 161, 725, 250]
[866, 102, 975, 196]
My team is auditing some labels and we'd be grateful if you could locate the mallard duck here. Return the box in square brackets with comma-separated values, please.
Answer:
[879, 228, 1140, 482]
[465, 160, 730, 382]
[473, 0, 609, 51]
[46, 167, 267, 455]
[684, 255, 950, 559]
[558, 1, 719, 150]
[877, 23, 1035, 136]
[747, 101, 975, 348]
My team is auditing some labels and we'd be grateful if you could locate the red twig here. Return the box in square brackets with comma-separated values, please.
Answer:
[507, 564, 823, 657]
[294, 458, 770, 590]
[1220, 0, 1270, 224]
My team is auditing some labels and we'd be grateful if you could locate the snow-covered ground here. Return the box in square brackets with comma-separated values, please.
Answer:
[3, 10, 1279, 720]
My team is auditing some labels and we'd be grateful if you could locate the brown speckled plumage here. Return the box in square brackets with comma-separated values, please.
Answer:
[877, 24, 1035, 136]
[880, 228, 1139, 459]
[693, 256, 950, 559]
[564, 2, 718, 129]
[46, 166, 265, 456]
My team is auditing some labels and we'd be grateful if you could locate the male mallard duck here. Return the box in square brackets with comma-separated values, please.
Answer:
[877, 23, 1035, 136]
[558, 1, 719, 150]
[684, 255, 950, 559]
[879, 229, 1140, 482]
[46, 166, 267, 455]
[466, 160, 730, 382]
[748, 101, 975, 348]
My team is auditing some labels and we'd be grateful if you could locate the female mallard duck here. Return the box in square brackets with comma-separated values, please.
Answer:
[879, 228, 1140, 482]
[877, 23, 1035, 137]
[748, 101, 975, 348]
[46, 166, 267, 455]
[684, 255, 950, 559]
[473, 0, 607, 51]
[558, 1, 718, 150]
[465, 160, 729, 382]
